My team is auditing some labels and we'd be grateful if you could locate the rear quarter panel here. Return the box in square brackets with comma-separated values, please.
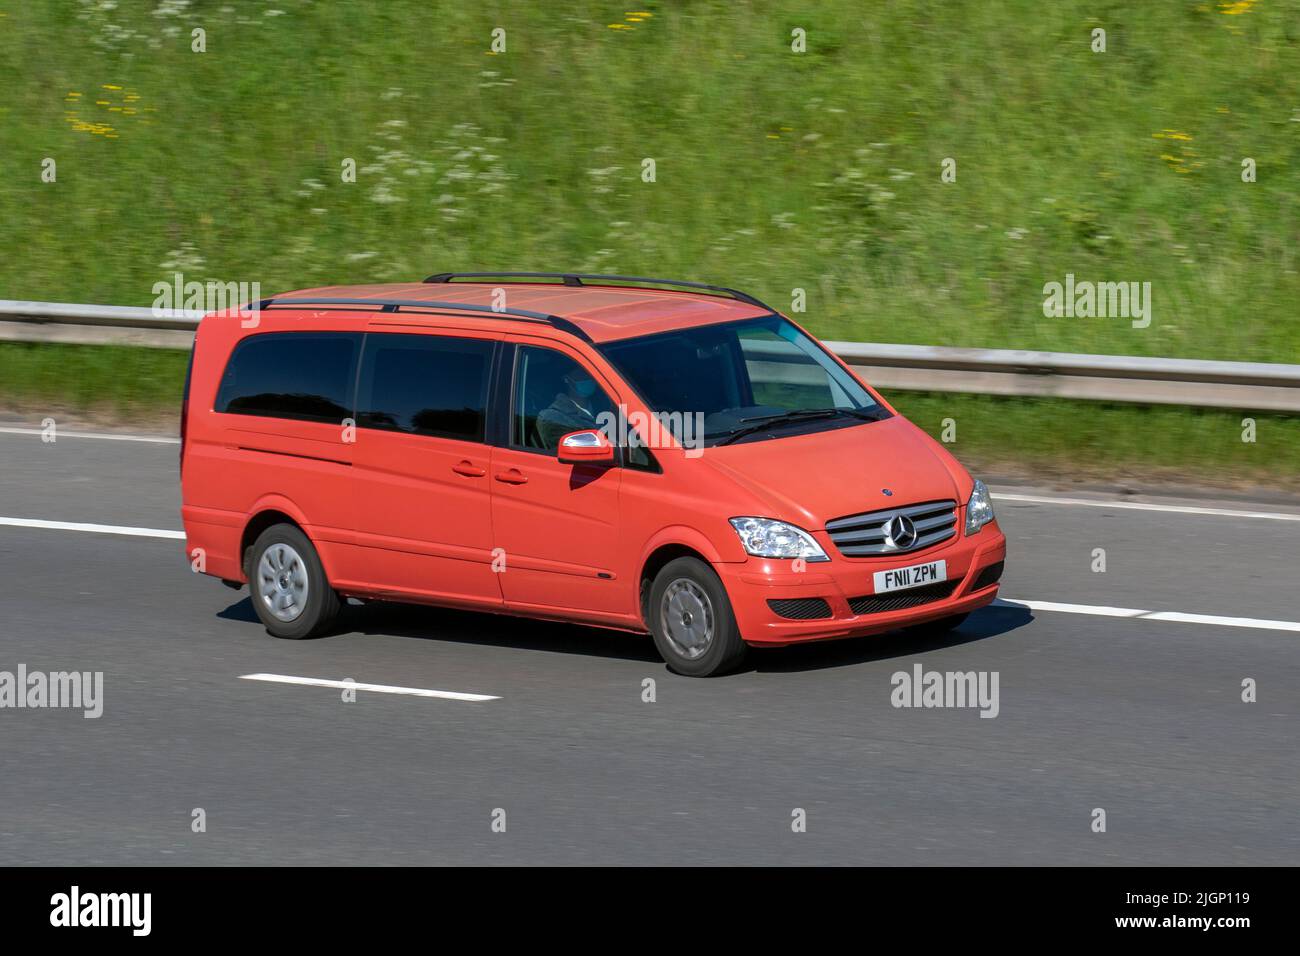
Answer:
[180, 310, 360, 581]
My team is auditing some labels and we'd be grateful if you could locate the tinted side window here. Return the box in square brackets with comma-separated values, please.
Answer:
[358, 333, 493, 442]
[512, 346, 615, 453]
[216, 332, 359, 424]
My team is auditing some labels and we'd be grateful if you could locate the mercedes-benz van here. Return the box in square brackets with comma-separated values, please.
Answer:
[180, 272, 1006, 676]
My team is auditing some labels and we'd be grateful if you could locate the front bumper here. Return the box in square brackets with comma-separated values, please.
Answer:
[717, 521, 1007, 646]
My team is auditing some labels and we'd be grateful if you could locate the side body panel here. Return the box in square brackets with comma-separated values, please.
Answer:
[332, 327, 502, 607]
[488, 337, 629, 624]
[181, 313, 360, 582]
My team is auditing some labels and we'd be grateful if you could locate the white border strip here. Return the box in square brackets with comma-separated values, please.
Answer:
[995, 598, 1300, 633]
[240, 673, 499, 702]
[0, 426, 179, 444]
[992, 492, 1300, 522]
[0, 516, 185, 539]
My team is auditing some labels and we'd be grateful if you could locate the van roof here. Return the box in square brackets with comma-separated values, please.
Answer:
[262, 275, 775, 344]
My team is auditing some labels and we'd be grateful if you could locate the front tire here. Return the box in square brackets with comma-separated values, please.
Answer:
[649, 557, 748, 677]
[247, 524, 340, 639]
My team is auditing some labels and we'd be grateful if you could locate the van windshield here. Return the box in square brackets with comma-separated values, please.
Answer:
[598, 315, 888, 447]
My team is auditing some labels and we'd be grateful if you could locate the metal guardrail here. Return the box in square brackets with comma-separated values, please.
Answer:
[1, 299, 1297, 412]
[0, 300, 203, 351]
[0, 299, 205, 329]
[823, 341, 1300, 413]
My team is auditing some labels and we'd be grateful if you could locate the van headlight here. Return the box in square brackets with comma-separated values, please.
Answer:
[729, 517, 829, 561]
[965, 479, 995, 535]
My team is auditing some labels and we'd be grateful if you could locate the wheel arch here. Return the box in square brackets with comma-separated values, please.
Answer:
[637, 528, 727, 629]
[240, 507, 308, 579]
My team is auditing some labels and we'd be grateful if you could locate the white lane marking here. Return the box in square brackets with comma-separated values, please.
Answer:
[997, 598, 1145, 618]
[995, 598, 1300, 633]
[1141, 611, 1300, 633]
[5, 517, 1298, 635]
[0, 516, 185, 539]
[992, 492, 1300, 522]
[0, 426, 178, 444]
[239, 673, 499, 702]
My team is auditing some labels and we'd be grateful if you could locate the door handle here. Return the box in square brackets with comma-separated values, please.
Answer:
[494, 468, 529, 485]
[452, 460, 487, 478]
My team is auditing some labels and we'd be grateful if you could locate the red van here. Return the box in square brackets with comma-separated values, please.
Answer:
[180, 273, 1006, 676]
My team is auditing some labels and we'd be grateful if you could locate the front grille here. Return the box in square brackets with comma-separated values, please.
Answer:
[767, 597, 832, 620]
[825, 499, 958, 557]
[970, 560, 1004, 592]
[848, 579, 960, 616]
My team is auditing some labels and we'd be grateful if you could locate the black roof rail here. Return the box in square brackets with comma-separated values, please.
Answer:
[255, 296, 593, 342]
[422, 271, 775, 312]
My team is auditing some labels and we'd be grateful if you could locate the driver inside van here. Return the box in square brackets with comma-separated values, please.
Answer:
[536, 369, 604, 449]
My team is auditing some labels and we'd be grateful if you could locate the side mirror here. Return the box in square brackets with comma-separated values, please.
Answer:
[557, 429, 615, 465]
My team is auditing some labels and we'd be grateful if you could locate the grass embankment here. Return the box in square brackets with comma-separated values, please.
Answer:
[0, 2, 1296, 483]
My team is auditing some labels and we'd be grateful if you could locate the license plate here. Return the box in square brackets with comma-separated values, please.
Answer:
[873, 559, 947, 594]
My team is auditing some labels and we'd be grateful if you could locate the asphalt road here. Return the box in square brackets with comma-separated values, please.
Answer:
[1, 426, 1297, 865]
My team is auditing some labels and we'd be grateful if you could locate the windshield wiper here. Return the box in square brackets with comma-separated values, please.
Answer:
[716, 408, 874, 446]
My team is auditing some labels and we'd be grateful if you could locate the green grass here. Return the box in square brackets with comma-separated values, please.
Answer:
[4, 341, 1295, 489]
[1, 1, 1297, 362]
[0, 342, 187, 418]
[891, 391, 1300, 488]
[1, 2, 1297, 483]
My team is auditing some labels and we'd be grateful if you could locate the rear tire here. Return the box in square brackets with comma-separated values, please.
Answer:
[247, 524, 340, 639]
[905, 612, 968, 638]
[649, 557, 748, 677]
